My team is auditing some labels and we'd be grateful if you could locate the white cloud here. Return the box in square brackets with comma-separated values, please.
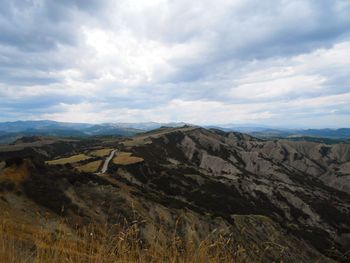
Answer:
[0, 0, 350, 127]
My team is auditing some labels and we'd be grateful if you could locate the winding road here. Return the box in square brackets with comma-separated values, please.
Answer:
[100, 149, 117, 173]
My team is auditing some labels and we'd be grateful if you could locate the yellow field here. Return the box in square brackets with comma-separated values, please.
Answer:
[117, 152, 132, 157]
[113, 152, 144, 165]
[89, 148, 113, 157]
[76, 160, 102, 173]
[46, 154, 91, 165]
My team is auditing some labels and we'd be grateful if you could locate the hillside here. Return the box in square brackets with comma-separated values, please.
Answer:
[0, 127, 349, 262]
[2, 121, 350, 145]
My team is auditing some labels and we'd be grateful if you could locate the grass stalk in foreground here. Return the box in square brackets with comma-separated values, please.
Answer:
[0, 218, 241, 263]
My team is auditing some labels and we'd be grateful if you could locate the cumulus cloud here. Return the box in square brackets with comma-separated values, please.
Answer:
[0, 0, 350, 127]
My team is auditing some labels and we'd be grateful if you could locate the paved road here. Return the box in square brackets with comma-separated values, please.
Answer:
[100, 149, 116, 173]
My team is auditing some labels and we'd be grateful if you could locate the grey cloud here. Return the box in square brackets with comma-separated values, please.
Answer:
[0, 0, 107, 51]
[0, 0, 350, 126]
[165, 0, 350, 84]
[0, 93, 84, 114]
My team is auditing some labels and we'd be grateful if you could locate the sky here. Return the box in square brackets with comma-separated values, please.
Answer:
[0, 0, 350, 127]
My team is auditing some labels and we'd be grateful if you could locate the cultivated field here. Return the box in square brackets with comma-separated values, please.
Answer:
[46, 154, 91, 165]
[89, 148, 113, 157]
[77, 160, 102, 173]
[113, 152, 144, 165]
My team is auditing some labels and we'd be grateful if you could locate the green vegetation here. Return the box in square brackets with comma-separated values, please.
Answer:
[319, 146, 331, 157]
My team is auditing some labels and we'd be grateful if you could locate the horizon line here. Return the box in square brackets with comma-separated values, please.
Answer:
[0, 119, 349, 130]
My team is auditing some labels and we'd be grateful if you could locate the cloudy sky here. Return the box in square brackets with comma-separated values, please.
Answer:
[0, 0, 350, 127]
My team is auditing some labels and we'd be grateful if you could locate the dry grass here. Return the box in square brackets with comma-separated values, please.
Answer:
[113, 152, 144, 166]
[0, 217, 239, 263]
[0, 160, 31, 185]
[89, 149, 114, 158]
[46, 154, 91, 165]
[77, 160, 103, 173]
[0, 161, 5, 171]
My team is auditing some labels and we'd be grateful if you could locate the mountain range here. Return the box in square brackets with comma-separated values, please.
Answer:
[0, 120, 350, 145]
[0, 120, 187, 144]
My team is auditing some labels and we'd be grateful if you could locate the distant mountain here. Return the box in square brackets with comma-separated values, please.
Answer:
[101, 122, 189, 130]
[1, 120, 349, 145]
[0, 120, 92, 132]
[0, 120, 191, 144]
[0, 120, 138, 144]
[83, 124, 143, 136]
[299, 128, 350, 138]
[211, 125, 350, 140]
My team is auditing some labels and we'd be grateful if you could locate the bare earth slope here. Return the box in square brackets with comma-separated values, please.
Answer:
[0, 127, 349, 262]
[119, 127, 350, 261]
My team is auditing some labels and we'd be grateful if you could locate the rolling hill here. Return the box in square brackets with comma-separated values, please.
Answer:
[0, 126, 349, 262]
